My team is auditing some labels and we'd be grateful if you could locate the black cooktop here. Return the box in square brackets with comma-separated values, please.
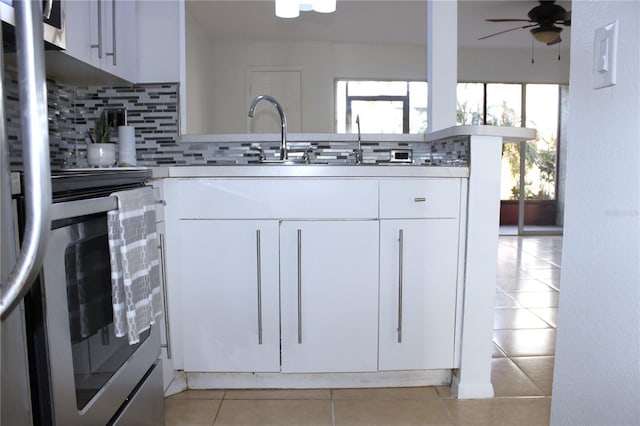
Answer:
[51, 168, 151, 193]
[50, 168, 152, 201]
[10, 168, 153, 202]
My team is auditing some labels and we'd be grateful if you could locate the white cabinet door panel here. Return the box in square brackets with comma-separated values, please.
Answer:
[280, 221, 379, 373]
[62, 0, 137, 82]
[102, 0, 137, 82]
[379, 219, 459, 370]
[176, 179, 378, 220]
[379, 179, 461, 219]
[180, 220, 280, 372]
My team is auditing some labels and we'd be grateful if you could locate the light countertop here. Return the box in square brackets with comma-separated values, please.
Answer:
[179, 125, 536, 144]
[151, 165, 469, 179]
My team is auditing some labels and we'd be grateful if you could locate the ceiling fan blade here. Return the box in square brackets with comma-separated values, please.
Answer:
[478, 24, 538, 41]
[486, 18, 534, 22]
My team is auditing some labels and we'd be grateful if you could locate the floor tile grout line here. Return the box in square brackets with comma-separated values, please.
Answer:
[211, 392, 224, 426]
[508, 357, 554, 398]
[330, 395, 336, 426]
[436, 396, 458, 426]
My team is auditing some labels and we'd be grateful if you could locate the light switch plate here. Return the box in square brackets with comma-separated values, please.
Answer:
[593, 20, 618, 89]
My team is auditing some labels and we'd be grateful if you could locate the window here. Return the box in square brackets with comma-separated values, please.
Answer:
[336, 80, 428, 133]
[456, 82, 561, 202]
[336, 79, 562, 205]
[525, 84, 559, 200]
[457, 83, 484, 125]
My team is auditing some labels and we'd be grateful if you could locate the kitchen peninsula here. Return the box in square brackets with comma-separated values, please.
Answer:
[155, 125, 536, 399]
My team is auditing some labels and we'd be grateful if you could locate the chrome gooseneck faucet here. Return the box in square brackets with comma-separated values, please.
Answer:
[248, 95, 288, 161]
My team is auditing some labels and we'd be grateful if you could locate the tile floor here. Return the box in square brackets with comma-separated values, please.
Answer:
[165, 235, 562, 425]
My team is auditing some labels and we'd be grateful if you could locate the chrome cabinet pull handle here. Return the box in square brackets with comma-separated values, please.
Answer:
[158, 234, 172, 359]
[43, 0, 53, 19]
[414, 197, 426, 202]
[297, 229, 302, 344]
[256, 230, 263, 345]
[397, 229, 404, 343]
[91, 0, 103, 58]
[1, 0, 52, 319]
[105, 0, 116, 65]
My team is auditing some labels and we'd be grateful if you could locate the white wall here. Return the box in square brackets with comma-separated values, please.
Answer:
[184, 27, 570, 134]
[458, 47, 570, 84]
[551, 1, 640, 425]
[185, 8, 214, 135]
[195, 41, 427, 134]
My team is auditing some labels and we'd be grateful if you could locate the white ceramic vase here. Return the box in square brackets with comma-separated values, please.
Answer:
[87, 143, 117, 167]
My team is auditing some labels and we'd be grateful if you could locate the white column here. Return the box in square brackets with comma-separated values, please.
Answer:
[427, 0, 458, 132]
[452, 134, 502, 399]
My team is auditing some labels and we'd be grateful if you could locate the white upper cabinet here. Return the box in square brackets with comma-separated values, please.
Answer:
[135, 0, 181, 83]
[64, 0, 137, 82]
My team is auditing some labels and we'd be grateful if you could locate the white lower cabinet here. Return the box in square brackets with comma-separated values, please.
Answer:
[180, 219, 379, 373]
[168, 177, 464, 380]
[280, 221, 379, 373]
[180, 220, 280, 372]
[378, 219, 459, 370]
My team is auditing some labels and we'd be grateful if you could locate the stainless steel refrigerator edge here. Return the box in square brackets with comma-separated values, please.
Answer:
[1, 1, 55, 424]
[1, 31, 34, 426]
[0, 24, 35, 426]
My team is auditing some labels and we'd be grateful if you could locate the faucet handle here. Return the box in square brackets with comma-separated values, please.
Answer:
[353, 148, 363, 164]
[249, 145, 266, 161]
[303, 147, 313, 164]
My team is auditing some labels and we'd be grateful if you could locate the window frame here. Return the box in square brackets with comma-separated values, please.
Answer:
[339, 80, 423, 134]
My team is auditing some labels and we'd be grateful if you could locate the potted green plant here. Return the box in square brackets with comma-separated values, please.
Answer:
[87, 110, 116, 167]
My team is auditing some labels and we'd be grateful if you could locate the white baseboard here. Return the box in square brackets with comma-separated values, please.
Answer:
[164, 370, 188, 397]
[450, 373, 494, 399]
[185, 370, 452, 390]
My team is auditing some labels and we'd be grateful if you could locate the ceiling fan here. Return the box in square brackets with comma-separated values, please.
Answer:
[479, 1, 571, 46]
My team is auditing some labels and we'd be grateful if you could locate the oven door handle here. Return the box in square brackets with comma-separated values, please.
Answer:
[51, 196, 118, 221]
[1, 1, 52, 319]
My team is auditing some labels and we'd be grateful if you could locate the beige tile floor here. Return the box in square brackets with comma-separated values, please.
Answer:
[166, 235, 561, 425]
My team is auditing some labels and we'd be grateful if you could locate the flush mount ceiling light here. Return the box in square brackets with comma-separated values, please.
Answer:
[275, 0, 336, 18]
[530, 26, 563, 44]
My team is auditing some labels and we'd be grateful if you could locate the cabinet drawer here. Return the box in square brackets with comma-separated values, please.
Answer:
[175, 179, 378, 219]
[379, 179, 461, 219]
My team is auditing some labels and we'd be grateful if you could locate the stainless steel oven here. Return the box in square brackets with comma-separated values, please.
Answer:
[22, 169, 164, 425]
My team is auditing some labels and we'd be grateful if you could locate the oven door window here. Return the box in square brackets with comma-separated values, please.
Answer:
[64, 221, 149, 410]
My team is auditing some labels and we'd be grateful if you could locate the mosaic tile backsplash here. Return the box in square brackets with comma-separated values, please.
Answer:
[5, 69, 468, 169]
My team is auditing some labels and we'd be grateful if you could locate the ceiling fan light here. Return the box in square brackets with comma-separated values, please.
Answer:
[531, 26, 562, 43]
[312, 0, 336, 14]
[299, 2, 313, 12]
[276, 0, 299, 18]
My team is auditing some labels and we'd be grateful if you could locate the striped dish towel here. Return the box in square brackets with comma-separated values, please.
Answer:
[108, 186, 162, 344]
